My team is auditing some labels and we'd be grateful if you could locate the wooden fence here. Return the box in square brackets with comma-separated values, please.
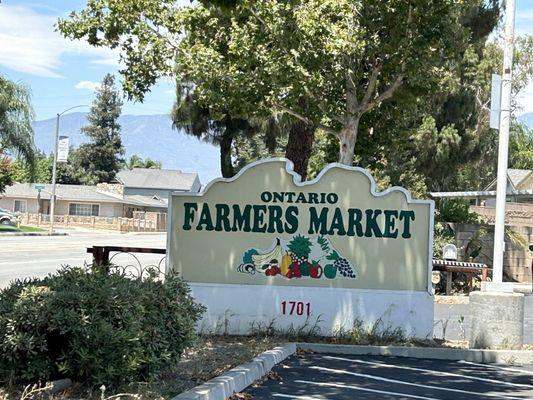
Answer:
[19, 213, 166, 232]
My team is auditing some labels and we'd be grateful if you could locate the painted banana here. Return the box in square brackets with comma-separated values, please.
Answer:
[252, 238, 283, 268]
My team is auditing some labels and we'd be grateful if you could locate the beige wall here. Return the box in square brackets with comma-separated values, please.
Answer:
[471, 203, 533, 226]
[0, 197, 39, 213]
[55, 201, 123, 217]
[455, 223, 532, 283]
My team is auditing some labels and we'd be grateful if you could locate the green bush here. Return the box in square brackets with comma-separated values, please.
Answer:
[436, 199, 479, 224]
[0, 266, 205, 388]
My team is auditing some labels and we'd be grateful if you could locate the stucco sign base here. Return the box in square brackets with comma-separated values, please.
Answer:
[191, 283, 434, 339]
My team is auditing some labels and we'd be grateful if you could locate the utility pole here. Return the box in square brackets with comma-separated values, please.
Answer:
[49, 105, 88, 234]
[491, 0, 516, 288]
[49, 114, 60, 235]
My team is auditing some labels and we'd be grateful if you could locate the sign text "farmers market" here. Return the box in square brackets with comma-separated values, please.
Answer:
[182, 191, 415, 239]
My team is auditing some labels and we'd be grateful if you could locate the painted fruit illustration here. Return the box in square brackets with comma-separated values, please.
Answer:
[237, 235, 357, 280]
[299, 261, 311, 276]
[252, 238, 282, 272]
[281, 253, 292, 275]
[324, 264, 337, 279]
[327, 250, 356, 278]
[287, 235, 312, 265]
[309, 262, 323, 278]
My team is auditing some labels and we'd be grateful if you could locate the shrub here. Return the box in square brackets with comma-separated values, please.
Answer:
[0, 266, 205, 388]
[436, 199, 479, 224]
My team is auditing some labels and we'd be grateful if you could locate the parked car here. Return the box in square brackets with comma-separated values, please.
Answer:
[0, 208, 17, 225]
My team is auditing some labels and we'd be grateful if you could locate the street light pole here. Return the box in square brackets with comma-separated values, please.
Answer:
[49, 105, 89, 234]
[49, 114, 60, 234]
[491, 0, 516, 286]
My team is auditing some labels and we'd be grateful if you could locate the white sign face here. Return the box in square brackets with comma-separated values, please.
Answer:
[57, 136, 69, 163]
[168, 158, 435, 338]
[490, 73, 501, 130]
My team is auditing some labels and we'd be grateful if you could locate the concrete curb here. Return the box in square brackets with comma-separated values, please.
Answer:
[0, 232, 68, 236]
[171, 343, 296, 400]
[297, 343, 533, 364]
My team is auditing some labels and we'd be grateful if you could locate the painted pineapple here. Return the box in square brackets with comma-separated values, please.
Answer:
[287, 235, 312, 265]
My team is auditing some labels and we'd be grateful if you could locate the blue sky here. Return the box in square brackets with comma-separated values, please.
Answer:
[0, 0, 183, 120]
[0, 0, 532, 121]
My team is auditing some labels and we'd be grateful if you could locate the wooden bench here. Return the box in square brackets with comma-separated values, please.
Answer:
[432, 259, 491, 295]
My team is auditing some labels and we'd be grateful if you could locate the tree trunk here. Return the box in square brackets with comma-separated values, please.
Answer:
[285, 119, 315, 181]
[338, 117, 360, 165]
[219, 131, 235, 178]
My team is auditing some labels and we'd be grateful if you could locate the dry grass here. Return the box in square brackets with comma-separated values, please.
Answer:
[0, 335, 280, 400]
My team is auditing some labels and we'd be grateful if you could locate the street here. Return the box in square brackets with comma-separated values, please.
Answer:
[0, 231, 166, 287]
[245, 352, 533, 399]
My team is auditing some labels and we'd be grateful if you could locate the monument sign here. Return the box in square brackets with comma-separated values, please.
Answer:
[167, 159, 434, 337]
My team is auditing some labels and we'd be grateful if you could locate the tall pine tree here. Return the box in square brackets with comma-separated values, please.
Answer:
[78, 74, 124, 184]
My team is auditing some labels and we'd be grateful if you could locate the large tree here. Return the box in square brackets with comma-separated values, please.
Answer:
[77, 74, 125, 184]
[58, 0, 477, 170]
[0, 75, 35, 169]
[173, 0, 479, 165]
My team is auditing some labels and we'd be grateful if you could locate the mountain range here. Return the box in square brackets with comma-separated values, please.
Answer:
[32, 111, 533, 186]
[33, 113, 221, 185]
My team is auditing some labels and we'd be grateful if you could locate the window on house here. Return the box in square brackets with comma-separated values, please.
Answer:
[14, 200, 27, 213]
[68, 203, 99, 216]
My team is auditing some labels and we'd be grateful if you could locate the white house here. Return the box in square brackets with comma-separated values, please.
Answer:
[0, 168, 201, 218]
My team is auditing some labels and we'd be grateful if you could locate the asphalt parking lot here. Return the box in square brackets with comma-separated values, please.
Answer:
[245, 352, 533, 399]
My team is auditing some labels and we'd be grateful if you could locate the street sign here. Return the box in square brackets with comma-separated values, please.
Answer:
[490, 73, 501, 130]
[34, 185, 45, 191]
[168, 158, 435, 337]
[57, 135, 70, 162]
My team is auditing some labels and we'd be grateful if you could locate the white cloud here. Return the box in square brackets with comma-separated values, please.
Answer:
[75, 80, 101, 91]
[0, 5, 120, 78]
[90, 57, 121, 67]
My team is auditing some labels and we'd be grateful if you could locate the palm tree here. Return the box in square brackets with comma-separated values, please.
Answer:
[0, 75, 36, 167]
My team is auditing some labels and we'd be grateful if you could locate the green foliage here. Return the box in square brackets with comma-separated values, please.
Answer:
[126, 154, 162, 170]
[174, 0, 477, 164]
[436, 199, 480, 224]
[0, 266, 205, 388]
[0, 75, 36, 170]
[432, 222, 455, 259]
[307, 130, 338, 179]
[0, 156, 14, 193]
[11, 151, 52, 183]
[509, 123, 533, 170]
[58, 0, 482, 167]
[56, 0, 532, 193]
[76, 74, 124, 185]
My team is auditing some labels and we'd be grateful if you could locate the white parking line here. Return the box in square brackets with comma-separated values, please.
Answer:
[458, 361, 533, 376]
[310, 366, 527, 399]
[273, 394, 333, 400]
[293, 380, 439, 400]
[323, 355, 533, 389]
